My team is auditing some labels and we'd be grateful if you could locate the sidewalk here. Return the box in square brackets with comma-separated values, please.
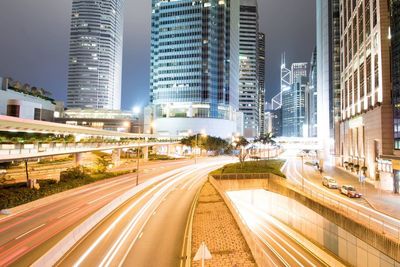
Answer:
[191, 182, 256, 267]
[301, 159, 400, 220]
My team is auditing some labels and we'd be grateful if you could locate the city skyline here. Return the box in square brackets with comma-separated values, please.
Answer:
[0, 0, 315, 111]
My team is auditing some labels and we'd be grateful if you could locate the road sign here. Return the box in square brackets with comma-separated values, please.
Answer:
[193, 242, 212, 267]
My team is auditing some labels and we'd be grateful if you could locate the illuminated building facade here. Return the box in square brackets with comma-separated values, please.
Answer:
[67, 0, 124, 110]
[239, 0, 259, 138]
[338, 0, 392, 181]
[150, 0, 240, 137]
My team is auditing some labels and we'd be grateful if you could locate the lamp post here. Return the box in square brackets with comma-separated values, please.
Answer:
[135, 138, 141, 186]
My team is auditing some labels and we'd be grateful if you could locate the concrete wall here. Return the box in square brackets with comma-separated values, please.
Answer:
[211, 174, 400, 263]
[238, 189, 399, 267]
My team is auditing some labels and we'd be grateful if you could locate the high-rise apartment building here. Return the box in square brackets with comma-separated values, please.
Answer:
[67, 0, 124, 110]
[239, 0, 259, 138]
[316, 0, 341, 160]
[150, 0, 240, 137]
[338, 0, 392, 181]
[258, 32, 266, 135]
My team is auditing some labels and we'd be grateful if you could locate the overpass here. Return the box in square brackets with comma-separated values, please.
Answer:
[0, 116, 182, 163]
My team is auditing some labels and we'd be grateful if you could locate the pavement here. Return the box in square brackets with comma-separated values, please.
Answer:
[191, 182, 256, 267]
[56, 158, 234, 267]
[0, 158, 202, 266]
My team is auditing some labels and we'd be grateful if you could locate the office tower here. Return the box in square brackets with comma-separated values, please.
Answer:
[316, 0, 340, 159]
[291, 63, 308, 84]
[67, 0, 124, 110]
[308, 48, 318, 137]
[239, 0, 259, 138]
[338, 0, 392, 181]
[150, 0, 240, 138]
[282, 76, 307, 137]
[258, 32, 266, 135]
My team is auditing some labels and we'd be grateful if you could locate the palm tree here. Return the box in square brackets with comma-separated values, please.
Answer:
[255, 132, 276, 160]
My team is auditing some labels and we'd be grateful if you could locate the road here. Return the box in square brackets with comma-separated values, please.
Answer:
[281, 152, 400, 242]
[0, 158, 212, 266]
[56, 159, 232, 267]
[227, 191, 345, 267]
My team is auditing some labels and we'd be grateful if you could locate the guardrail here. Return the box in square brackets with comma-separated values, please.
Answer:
[213, 173, 400, 243]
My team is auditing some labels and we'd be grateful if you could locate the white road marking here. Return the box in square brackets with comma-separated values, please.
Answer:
[15, 224, 46, 240]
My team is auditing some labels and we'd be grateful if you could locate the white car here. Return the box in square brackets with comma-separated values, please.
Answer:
[340, 185, 362, 198]
[322, 176, 338, 189]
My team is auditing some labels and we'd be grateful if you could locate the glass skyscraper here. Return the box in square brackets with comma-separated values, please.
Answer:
[67, 0, 124, 110]
[150, 0, 240, 137]
[238, 0, 259, 138]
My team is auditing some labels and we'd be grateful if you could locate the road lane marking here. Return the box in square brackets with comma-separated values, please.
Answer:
[137, 232, 144, 240]
[15, 224, 46, 240]
[57, 208, 80, 219]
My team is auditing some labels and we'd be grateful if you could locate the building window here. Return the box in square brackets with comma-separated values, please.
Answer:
[7, 105, 20, 117]
[34, 108, 41, 120]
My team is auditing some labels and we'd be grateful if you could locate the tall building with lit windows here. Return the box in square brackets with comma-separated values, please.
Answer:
[238, 0, 259, 138]
[67, 0, 124, 110]
[338, 0, 392, 182]
[258, 32, 266, 135]
[316, 0, 341, 161]
[150, 0, 240, 137]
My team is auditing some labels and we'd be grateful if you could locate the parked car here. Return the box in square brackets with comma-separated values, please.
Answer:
[322, 176, 338, 189]
[340, 185, 362, 198]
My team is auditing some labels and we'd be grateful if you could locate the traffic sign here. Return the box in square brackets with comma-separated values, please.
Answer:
[193, 242, 212, 267]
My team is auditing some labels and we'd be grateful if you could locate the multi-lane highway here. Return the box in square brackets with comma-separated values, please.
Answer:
[0, 158, 225, 266]
[55, 159, 232, 267]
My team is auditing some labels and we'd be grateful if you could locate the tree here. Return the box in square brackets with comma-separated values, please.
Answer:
[232, 136, 249, 168]
[96, 156, 111, 173]
[180, 134, 229, 155]
[255, 132, 276, 159]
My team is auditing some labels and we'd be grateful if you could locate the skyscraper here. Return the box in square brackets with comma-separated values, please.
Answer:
[67, 0, 124, 110]
[258, 32, 266, 135]
[338, 0, 392, 181]
[316, 0, 340, 160]
[282, 76, 307, 137]
[291, 63, 308, 84]
[150, 0, 240, 138]
[308, 48, 318, 138]
[239, 0, 259, 138]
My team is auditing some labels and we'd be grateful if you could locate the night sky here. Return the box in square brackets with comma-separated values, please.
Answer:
[0, 0, 315, 110]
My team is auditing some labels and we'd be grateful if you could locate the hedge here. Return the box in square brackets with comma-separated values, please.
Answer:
[0, 168, 130, 209]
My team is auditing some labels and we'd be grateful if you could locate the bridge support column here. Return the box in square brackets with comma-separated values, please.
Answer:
[143, 146, 149, 162]
[74, 153, 83, 166]
[112, 149, 122, 167]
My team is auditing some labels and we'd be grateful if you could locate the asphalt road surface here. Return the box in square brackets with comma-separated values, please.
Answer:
[57, 159, 232, 267]
[0, 158, 214, 266]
